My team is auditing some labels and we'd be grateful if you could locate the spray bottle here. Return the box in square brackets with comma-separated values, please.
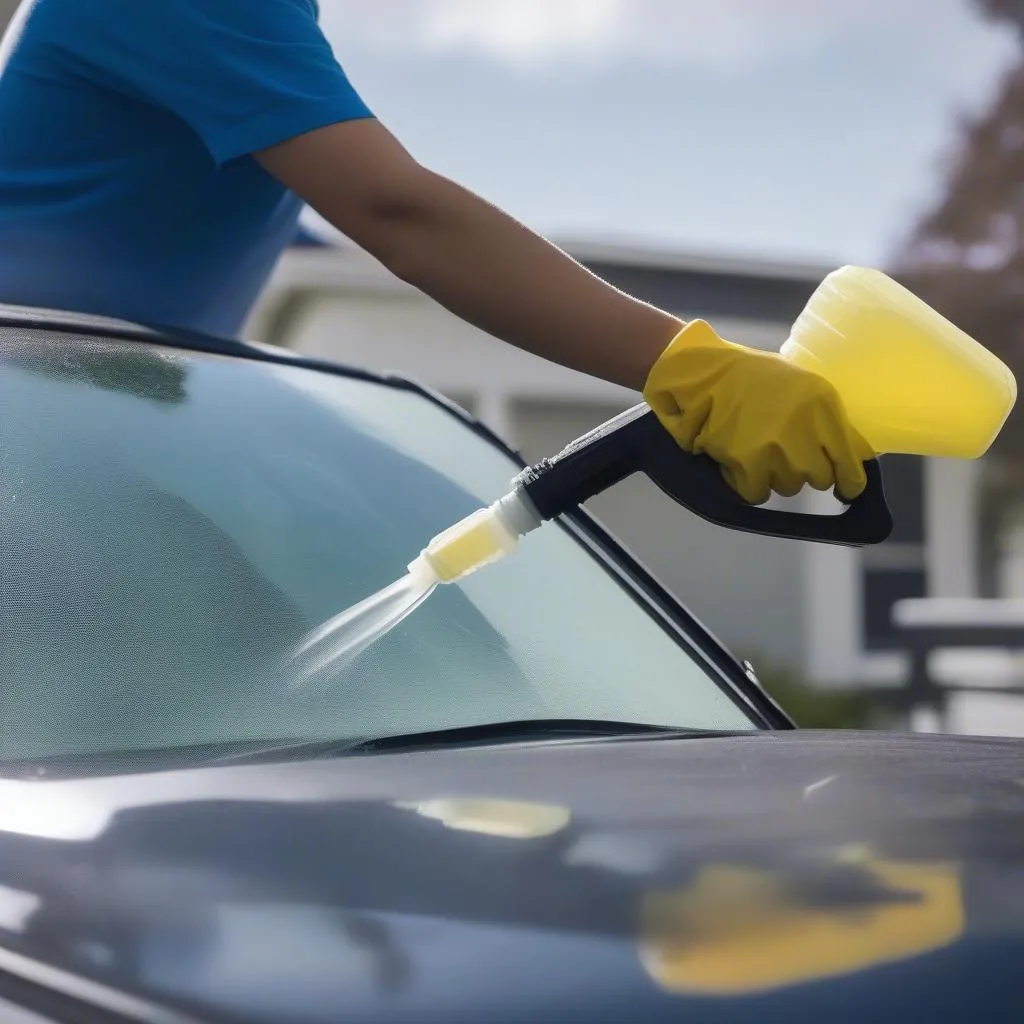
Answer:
[411, 266, 1016, 588]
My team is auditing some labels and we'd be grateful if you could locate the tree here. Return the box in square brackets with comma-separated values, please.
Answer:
[978, 0, 1024, 31]
[892, 1, 1024, 587]
[894, 0, 1024, 455]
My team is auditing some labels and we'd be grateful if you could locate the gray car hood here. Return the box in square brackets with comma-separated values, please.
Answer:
[0, 730, 1020, 1022]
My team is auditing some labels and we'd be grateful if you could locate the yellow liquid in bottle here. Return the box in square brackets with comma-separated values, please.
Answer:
[780, 266, 1016, 459]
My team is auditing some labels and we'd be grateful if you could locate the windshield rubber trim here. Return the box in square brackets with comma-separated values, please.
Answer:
[554, 511, 792, 727]
[0, 309, 793, 728]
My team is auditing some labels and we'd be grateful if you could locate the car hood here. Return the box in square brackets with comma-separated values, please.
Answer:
[0, 730, 1021, 1023]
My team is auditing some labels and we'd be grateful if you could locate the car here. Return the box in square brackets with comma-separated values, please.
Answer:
[0, 305, 1021, 1023]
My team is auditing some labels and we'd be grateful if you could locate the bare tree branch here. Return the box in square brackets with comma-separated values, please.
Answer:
[893, 2, 1024, 453]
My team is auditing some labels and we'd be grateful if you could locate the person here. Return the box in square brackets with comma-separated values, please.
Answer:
[0, 0, 871, 505]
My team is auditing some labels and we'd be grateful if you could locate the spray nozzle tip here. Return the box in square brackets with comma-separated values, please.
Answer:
[406, 553, 442, 589]
[412, 504, 521, 585]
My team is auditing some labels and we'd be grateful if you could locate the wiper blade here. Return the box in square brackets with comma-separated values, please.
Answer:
[349, 719, 718, 753]
[213, 719, 734, 765]
[0, 724, 740, 776]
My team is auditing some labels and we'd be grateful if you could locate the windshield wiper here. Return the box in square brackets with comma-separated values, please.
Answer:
[212, 719, 736, 765]
[0, 724, 739, 778]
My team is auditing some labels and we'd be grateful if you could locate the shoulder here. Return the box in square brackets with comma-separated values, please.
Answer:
[18, 0, 323, 41]
[4, 0, 328, 74]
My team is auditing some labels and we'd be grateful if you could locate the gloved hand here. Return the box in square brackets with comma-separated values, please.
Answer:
[643, 320, 873, 505]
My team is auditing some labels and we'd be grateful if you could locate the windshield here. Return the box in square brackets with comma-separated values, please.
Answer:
[0, 329, 756, 762]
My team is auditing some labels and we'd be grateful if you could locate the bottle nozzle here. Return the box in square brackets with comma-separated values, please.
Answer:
[410, 489, 541, 585]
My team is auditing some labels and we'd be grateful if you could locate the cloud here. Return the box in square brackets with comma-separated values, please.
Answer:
[318, 0, 949, 72]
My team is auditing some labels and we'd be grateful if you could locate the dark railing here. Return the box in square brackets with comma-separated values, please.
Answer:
[887, 598, 1024, 729]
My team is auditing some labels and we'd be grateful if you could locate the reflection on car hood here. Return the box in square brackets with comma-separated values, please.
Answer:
[0, 731, 1021, 1023]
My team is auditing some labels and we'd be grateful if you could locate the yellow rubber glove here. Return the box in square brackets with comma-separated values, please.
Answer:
[643, 320, 873, 505]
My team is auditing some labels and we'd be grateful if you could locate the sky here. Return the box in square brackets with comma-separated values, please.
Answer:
[315, 0, 1019, 268]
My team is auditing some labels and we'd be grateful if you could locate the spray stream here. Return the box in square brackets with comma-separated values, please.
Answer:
[284, 489, 543, 687]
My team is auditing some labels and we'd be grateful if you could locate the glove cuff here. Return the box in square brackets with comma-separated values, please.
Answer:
[643, 319, 729, 398]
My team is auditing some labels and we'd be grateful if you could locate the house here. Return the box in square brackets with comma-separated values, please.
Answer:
[246, 233, 983, 691]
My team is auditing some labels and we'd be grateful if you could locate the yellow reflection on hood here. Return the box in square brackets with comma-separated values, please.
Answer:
[395, 798, 571, 839]
[639, 855, 964, 997]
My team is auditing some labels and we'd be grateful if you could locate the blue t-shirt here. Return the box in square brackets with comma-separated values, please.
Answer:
[0, 0, 371, 338]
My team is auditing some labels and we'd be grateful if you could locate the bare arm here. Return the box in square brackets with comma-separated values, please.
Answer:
[255, 119, 681, 391]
